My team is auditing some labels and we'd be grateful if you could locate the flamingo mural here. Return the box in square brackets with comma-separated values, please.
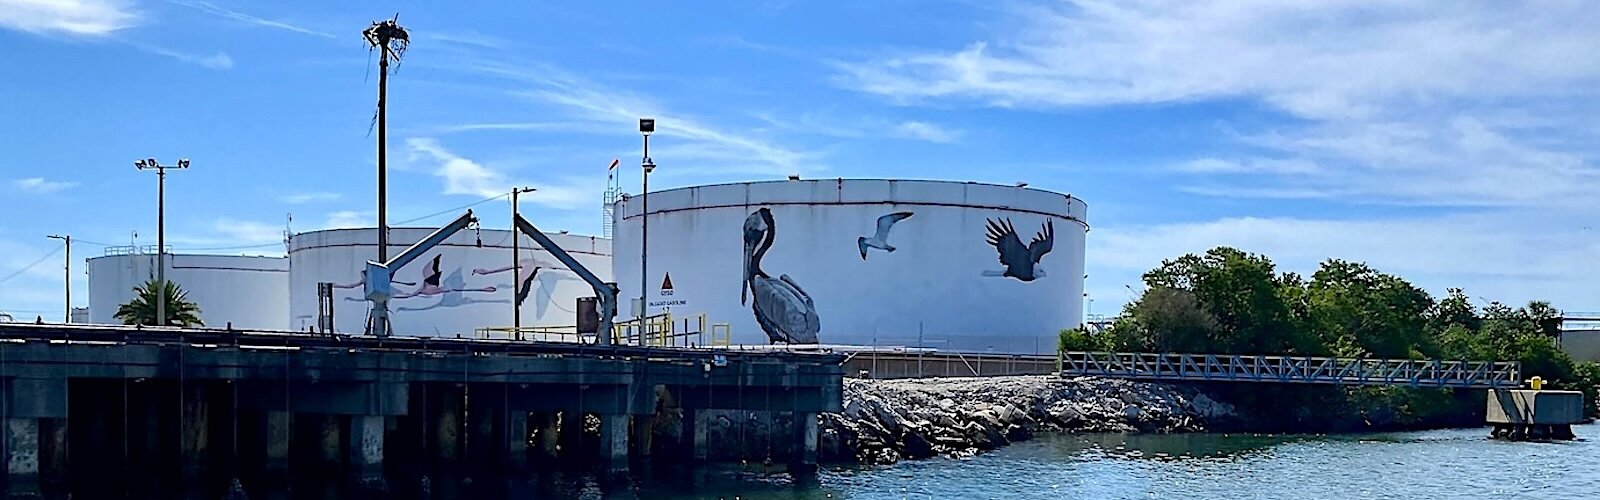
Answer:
[741, 207, 820, 344]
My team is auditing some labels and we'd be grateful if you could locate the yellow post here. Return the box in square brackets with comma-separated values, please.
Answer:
[1528, 376, 1544, 391]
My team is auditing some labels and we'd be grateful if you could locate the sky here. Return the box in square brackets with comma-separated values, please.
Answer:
[2, 0, 1597, 321]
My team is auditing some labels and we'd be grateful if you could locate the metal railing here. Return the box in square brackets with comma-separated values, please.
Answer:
[1060, 351, 1521, 388]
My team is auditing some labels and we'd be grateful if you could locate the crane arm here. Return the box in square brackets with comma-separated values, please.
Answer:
[386, 210, 479, 271]
[514, 213, 618, 344]
[364, 210, 479, 337]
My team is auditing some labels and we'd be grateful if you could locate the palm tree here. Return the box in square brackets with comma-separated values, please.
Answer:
[115, 278, 203, 327]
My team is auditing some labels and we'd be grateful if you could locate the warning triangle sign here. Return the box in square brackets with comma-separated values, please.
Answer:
[660, 273, 674, 291]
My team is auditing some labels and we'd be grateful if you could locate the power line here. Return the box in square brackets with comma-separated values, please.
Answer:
[393, 193, 508, 226]
[0, 244, 64, 285]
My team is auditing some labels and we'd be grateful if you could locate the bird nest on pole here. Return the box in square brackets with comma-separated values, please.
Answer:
[363, 16, 410, 62]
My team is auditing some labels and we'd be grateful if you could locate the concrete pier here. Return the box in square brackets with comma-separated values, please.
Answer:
[0, 322, 844, 498]
[1487, 389, 1585, 441]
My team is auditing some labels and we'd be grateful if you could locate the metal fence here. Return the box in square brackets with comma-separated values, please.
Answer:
[1060, 351, 1521, 388]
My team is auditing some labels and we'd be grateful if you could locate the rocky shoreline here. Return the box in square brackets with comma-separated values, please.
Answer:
[818, 375, 1230, 464]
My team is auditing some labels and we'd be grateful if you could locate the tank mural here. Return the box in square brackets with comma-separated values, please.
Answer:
[288, 228, 611, 336]
[612, 179, 1087, 354]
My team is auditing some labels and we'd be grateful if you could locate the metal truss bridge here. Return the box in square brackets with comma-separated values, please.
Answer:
[1061, 351, 1521, 389]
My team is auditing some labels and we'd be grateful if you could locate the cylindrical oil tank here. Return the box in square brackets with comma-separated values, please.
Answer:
[87, 252, 289, 329]
[612, 179, 1087, 354]
[287, 227, 612, 336]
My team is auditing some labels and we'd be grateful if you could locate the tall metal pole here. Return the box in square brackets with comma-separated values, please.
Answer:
[47, 234, 69, 323]
[640, 134, 651, 324]
[136, 158, 187, 326]
[377, 48, 389, 265]
[511, 187, 534, 340]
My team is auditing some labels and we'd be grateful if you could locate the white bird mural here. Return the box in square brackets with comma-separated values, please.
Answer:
[742, 207, 820, 344]
[858, 211, 914, 260]
[982, 218, 1054, 281]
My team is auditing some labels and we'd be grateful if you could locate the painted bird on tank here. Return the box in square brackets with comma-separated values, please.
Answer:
[858, 211, 914, 260]
[983, 218, 1054, 281]
[742, 207, 821, 344]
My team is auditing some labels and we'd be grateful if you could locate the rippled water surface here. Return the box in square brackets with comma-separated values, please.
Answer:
[605, 424, 1600, 499]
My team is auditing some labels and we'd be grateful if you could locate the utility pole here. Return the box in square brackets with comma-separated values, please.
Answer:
[46, 234, 69, 323]
[364, 16, 409, 266]
[136, 157, 189, 326]
[638, 118, 655, 330]
[511, 186, 535, 340]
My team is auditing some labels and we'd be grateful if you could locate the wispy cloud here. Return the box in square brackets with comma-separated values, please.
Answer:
[406, 137, 600, 210]
[892, 121, 961, 144]
[424, 30, 509, 50]
[322, 210, 373, 230]
[167, 0, 333, 38]
[839, 1, 1600, 209]
[212, 217, 283, 243]
[278, 191, 341, 204]
[12, 177, 77, 194]
[129, 41, 234, 69]
[0, 0, 139, 36]
[468, 61, 822, 178]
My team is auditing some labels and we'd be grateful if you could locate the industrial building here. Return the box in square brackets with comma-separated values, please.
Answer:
[286, 227, 611, 336]
[81, 178, 1087, 354]
[86, 250, 289, 330]
[611, 179, 1087, 354]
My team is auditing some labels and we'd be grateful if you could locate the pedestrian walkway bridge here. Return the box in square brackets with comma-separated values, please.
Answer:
[1061, 351, 1521, 389]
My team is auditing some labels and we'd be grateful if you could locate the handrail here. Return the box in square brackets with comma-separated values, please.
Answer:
[1059, 351, 1521, 389]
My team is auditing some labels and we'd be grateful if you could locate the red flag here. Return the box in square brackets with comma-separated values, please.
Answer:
[607, 158, 620, 171]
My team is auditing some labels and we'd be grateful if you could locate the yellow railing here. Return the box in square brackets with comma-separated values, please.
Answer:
[479, 313, 731, 347]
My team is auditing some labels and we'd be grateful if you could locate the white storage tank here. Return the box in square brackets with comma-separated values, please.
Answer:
[612, 179, 1087, 354]
[87, 251, 289, 329]
[287, 227, 612, 336]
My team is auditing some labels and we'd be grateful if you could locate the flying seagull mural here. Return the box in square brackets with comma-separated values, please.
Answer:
[858, 211, 914, 260]
[982, 218, 1054, 282]
[741, 207, 821, 344]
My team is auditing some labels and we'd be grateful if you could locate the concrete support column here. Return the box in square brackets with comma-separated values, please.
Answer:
[264, 411, 291, 477]
[789, 412, 818, 474]
[38, 418, 66, 493]
[434, 386, 462, 469]
[5, 418, 40, 498]
[505, 411, 529, 472]
[599, 414, 629, 473]
[316, 414, 341, 470]
[690, 409, 710, 462]
[347, 415, 385, 486]
[180, 384, 210, 484]
[534, 412, 559, 462]
[558, 411, 585, 459]
[467, 402, 498, 472]
[631, 414, 655, 458]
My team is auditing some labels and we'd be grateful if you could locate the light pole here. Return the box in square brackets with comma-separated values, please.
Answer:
[638, 118, 655, 330]
[511, 186, 535, 340]
[135, 157, 189, 326]
[46, 234, 70, 323]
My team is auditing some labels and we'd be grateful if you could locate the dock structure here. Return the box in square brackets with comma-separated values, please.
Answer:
[0, 323, 842, 498]
[1486, 389, 1585, 441]
[1060, 351, 1522, 389]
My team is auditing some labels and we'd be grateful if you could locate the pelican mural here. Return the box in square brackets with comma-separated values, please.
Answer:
[741, 207, 820, 344]
[982, 218, 1054, 282]
[858, 211, 914, 260]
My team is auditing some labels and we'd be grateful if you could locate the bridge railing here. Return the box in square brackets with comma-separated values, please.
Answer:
[1060, 351, 1521, 389]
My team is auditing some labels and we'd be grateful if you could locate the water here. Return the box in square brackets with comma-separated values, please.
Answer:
[604, 424, 1600, 499]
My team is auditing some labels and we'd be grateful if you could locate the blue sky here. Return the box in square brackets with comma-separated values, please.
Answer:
[3, 0, 1597, 320]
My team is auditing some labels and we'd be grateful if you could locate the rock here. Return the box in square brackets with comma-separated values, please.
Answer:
[1122, 405, 1142, 421]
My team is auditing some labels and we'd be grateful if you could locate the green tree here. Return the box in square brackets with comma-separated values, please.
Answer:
[1141, 247, 1313, 354]
[1306, 260, 1433, 359]
[115, 278, 203, 327]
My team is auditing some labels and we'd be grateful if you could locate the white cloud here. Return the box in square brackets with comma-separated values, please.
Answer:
[0, 0, 139, 36]
[278, 191, 341, 204]
[892, 121, 962, 144]
[406, 137, 601, 211]
[840, 1, 1600, 209]
[1088, 213, 1600, 311]
[469, 62, 822, 177]
[131, 42, 234, 69]
[12, 177, 76, 194]
[322, 210, 373, 230]
[167, 0, 333, 38]
[212, 217, 284, 244]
